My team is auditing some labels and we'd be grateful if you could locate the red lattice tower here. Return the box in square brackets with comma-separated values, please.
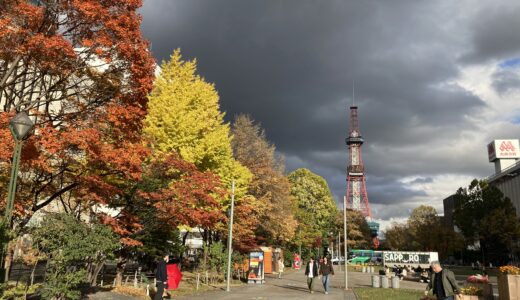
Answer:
[345, 105, 372, 218]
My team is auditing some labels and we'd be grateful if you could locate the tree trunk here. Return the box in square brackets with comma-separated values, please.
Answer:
[24, 260, 39, 299]
[4, 247, 13, 282]
[480, 239, 486, 269]
[86, 253, 105, 286]
[90, 261, 104, 286]
[30, 261, 37, 285]
[86, 261, 93, 283]
[203, 229, 209, 270]
[115, 257, 126, 286]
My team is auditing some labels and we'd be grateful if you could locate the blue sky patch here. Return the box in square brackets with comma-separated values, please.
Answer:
[512, 116, 520, 124]
[499, 58, 520, 68]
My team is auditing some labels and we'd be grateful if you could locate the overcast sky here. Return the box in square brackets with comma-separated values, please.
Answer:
[139, 0, 520, 229]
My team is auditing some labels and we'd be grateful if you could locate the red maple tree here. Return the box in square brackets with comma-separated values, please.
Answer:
[141, 154, 226, 231]
[0, 0, 155, 240]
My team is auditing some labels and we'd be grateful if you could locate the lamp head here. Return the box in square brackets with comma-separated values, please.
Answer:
[10, 112, 34, 140]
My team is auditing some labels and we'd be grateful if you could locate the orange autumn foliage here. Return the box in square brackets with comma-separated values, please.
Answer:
[141, 154, 227, 231]
[0, 0, 154, 246]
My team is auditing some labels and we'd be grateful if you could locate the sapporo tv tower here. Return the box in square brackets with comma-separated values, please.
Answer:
[345, 100, 380, 248]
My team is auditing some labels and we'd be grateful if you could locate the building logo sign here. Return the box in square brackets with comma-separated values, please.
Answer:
[488, 139, 520, 161]
[500, 140, 516, 152]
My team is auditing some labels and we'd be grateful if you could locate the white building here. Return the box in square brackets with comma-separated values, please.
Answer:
[179, 228, 203, 257]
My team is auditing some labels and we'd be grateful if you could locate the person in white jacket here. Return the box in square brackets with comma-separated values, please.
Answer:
[278, 257, 285, 279]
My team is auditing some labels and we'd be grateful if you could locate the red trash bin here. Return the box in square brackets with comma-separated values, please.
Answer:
[293, 254, 301, 270]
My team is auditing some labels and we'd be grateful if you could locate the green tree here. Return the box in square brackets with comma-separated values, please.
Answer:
[383, 222, 410, 251]
[32, 213, 119, 300]
[207, 241, 227, 273]
[453, 179, 520, 264]
[346, 209, 372, 249]
[133, 221, 185, 268]
[231, 115, 298, 245]
[407, 205, 438, 250]
[382, 205, 465, 259]
[288, 168, 337, 251]
[329, 209, 371, 254]
[407, 205, 464, 258]
[408, 205, 437, 231]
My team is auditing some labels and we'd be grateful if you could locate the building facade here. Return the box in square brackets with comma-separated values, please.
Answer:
[487, 161, 520, 217]
[442, 194, 457, 230]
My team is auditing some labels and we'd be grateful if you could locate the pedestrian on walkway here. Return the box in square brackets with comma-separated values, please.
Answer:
[278, 257, 285, 279]
[154, 254, 169, 300]
[319, 256, 334, 294]
[425, 261, 461, 300]
[304, 257, 319, 294]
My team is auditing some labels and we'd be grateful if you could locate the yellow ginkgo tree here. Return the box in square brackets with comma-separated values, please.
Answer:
[144, 50, 256, 250]
[145, 49, 252, 194]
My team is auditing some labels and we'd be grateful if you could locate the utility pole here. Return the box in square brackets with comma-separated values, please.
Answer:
[226, 181, 235, 292]
[298, 227, 302, 258]
[338, 232, 341, 272]
[331, 237, 334, 265]
[343, 195, 348, 290]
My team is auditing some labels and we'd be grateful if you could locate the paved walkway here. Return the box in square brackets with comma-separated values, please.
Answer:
[176, 269, 363, 300]
[87, 268, 431, 300]
[86, 291, 142, 300]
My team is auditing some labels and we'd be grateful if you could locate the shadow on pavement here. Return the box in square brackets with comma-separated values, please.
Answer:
[272, 284, 309, 293]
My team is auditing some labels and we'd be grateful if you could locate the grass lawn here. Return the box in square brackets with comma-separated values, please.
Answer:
[354, 287, 424, 300]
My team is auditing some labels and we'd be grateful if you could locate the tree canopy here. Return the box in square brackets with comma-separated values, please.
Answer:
[144, 49, 251, 197]
[331, 209, 372, 250]
[453, 179, 520, 264]
[288, 168, 337, 249]
[383, 205, 464, 260]
[231, 114, 297, 245]
[32, 213, 119, 300]
[143, 50, 259, 252]
[0, 0, 155, 234]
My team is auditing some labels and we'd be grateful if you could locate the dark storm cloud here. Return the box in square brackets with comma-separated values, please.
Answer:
[461, 2, 520, 64]
[366, 176, 428, 204]
[283, 154, 426, 208]
[140, 0, 517, 221]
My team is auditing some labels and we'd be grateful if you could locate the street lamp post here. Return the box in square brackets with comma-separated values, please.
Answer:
[226, 181, 235, 292]
[2, 112, 33, 282]
[3, 112, 34, 226]
[343, 195, 349, 290]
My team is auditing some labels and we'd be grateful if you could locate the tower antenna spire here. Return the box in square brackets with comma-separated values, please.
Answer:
[352, 80, 355, 106]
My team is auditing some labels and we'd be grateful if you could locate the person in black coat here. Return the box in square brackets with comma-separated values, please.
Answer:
[304, 257, 319, 293]
[319, 256, 335, 294]
[154, 254, 169, 300]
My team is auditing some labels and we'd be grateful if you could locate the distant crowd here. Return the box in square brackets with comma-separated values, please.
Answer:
[379, 264, 431, 282]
